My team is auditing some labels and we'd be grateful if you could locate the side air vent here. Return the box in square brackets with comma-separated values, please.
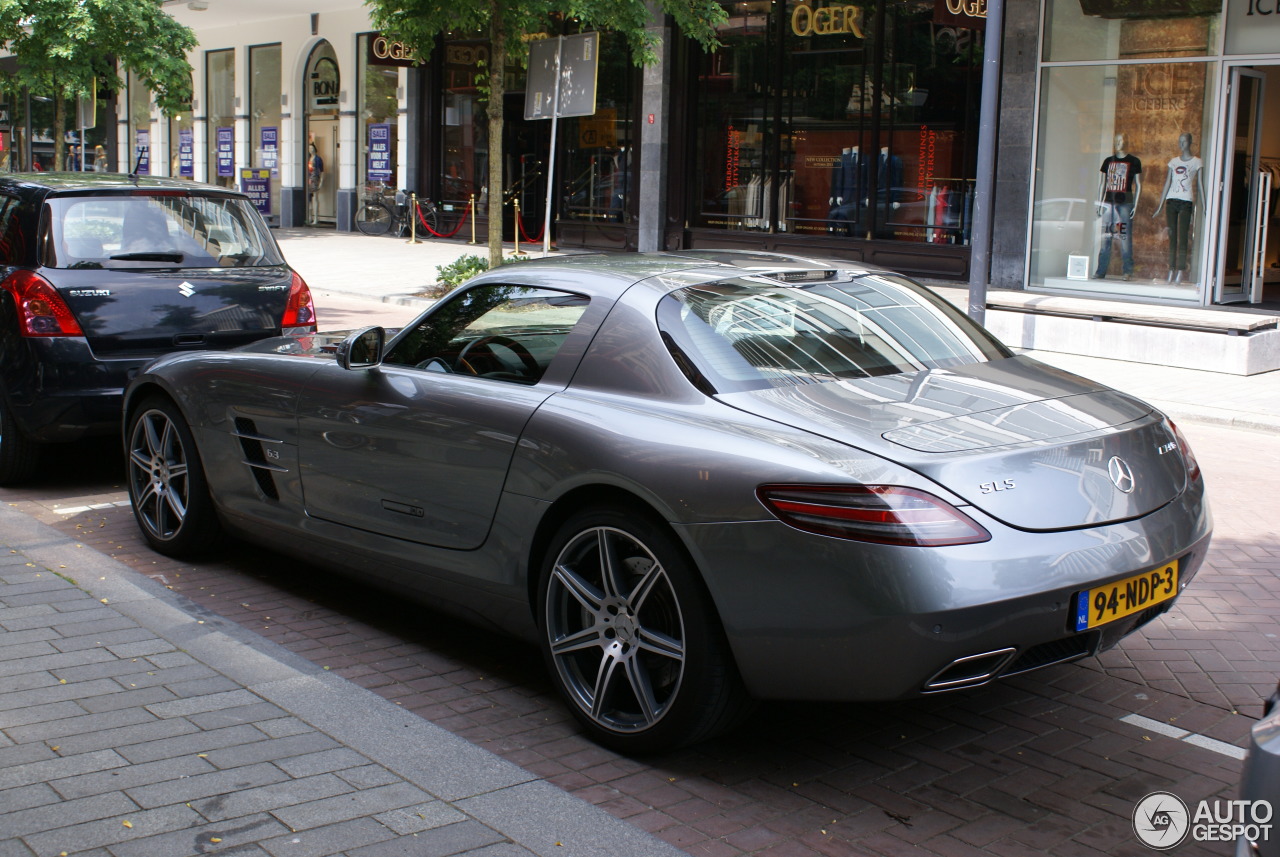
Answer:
[232, 417, 286, 501]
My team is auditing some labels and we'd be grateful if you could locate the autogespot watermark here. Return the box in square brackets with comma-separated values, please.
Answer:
[1133, 791, 1274, 850]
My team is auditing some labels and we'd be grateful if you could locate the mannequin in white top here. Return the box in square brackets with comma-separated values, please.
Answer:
[1151, 132, 1204, 284]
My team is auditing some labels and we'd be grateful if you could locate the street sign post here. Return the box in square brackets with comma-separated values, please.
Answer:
[523, 32, 599, 256]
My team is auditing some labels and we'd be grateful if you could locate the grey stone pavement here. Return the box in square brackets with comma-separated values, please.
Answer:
[3, 227, 1276, 856]
[0, 503, 685, 857]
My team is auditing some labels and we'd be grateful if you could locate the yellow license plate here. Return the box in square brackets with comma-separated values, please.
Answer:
[1074, 563, 1179, 632]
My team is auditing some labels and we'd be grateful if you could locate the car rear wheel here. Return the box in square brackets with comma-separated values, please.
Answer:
[126, 396, 221, 557]
[538, 507, 750, 753]
[0, 393, 40, 485]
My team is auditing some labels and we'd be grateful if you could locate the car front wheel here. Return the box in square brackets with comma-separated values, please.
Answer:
[126, 395, 221, 557]
[538, 507, 749, 753]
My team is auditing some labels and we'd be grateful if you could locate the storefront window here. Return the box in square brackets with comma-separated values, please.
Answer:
[250, 44, 282, 217]
[357, 34, 399, 192]
[206, 49, 236, 188]
[358, 34, 400, 191]
[1043, 0, 1219, 62]
[691, 0, 983, 243]
[558, 32, 633, 224]
[168, 109, 194, 180]
[1029, 62, 1216, 295]
[692, 3, 776, 233]
[127, 71, 152, 174]
[441, 37, 489, 212]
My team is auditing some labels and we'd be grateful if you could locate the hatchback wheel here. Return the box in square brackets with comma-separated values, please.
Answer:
[538, 507, 749, 753]
[126, 396, 221, 556]
[0, 392, 40, 485]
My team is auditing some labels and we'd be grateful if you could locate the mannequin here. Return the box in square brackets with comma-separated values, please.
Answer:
[1151, 132, 1204, 284]
[306, 142, 324, 226]
[1094, 133, 1142, 281]
[827, 147, 861, 235]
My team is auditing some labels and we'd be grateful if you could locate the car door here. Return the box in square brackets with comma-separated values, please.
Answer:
[295, 283, 592, 550]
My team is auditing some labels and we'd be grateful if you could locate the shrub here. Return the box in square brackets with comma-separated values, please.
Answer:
[436, 254, 489, 288]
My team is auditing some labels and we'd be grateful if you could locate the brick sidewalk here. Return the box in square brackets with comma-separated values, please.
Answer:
[0, 506, 684, 857]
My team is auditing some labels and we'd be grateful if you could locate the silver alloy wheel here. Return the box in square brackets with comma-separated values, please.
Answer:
[127, 408, 191, 541]
[544, 526, 687, 734]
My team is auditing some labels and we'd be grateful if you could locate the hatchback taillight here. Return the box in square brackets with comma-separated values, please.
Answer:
[757, 484, 991, 546]
[282, 270, 317, 331]
[1, 270, 84, 337]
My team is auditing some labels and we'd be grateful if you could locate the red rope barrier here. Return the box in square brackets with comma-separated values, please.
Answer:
[515, 204, 545, 244]
[415, 199, 472, 239]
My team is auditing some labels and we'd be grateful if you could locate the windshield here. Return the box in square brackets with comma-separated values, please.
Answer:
[657, 273, 1011, 394]
[45, 193, 284, 269]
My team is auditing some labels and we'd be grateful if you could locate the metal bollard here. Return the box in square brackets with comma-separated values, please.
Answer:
[407, 193, 420, 244]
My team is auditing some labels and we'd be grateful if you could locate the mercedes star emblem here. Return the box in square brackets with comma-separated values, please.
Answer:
[1108, 456, 1135, 494]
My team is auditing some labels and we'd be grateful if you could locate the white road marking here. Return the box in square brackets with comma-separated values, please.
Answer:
[1121, 713, 1247, 760]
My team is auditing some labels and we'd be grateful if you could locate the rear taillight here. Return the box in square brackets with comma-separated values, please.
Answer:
[1168, 419, 1201, 483]
[282, 270, 317, 331]
[1, 270, 84, 337]
[757, 484, 991, 546]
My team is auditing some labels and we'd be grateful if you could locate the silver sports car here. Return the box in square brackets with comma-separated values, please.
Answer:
[123, 251, 1212, 752]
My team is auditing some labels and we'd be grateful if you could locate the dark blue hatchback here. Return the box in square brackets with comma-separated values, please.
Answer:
[0, 173, 316, 483]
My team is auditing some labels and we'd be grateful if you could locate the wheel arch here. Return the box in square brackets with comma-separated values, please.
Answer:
[523, 483, 718, 629]
[122, 378, 188, 434]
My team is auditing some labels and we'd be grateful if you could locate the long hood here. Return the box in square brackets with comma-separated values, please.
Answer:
[716, 356, 1188, 531]
[50, 265, 293, 356]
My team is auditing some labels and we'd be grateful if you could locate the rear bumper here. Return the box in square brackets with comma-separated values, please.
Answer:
[674, 483, 1213, 701]
[0, 336, 148, 442]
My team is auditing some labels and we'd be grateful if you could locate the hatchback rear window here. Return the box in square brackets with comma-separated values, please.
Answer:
[45, 194, 284, 269]
[657, 273, 1011, 393]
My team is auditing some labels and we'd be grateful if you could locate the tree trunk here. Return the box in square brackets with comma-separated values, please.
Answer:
[53, 93, 66, 171]
[486, 4, 506, 267]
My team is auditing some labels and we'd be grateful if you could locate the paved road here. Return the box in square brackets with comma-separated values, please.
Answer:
[2, 378, 1274, 856]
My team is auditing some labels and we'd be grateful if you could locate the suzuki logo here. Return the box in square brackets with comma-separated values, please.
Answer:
[1108, 456, 1135, 494]
[178, 281, 195, 298]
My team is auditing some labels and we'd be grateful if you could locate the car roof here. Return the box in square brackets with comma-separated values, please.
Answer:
[481, 250, 889, 299]
[0, 172, 247, 198]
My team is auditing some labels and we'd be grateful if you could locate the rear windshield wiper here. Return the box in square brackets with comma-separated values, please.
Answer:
[109, 252, 185, 262]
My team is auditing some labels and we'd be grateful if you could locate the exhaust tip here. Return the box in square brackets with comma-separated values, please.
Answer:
[923, 647, 1017, 692]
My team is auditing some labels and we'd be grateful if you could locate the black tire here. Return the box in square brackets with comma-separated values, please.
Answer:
[0, 392, 41, 485]
[125, 395, 222, 557]
[537, 506, 751, 753]
[355, 202, 393, 236]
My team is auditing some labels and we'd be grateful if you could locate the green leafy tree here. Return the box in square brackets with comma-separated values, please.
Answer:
[0, 0, 196, 169]
[366, 0, 726, 265]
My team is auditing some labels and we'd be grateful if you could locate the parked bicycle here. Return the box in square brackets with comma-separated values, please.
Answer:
[355, 184, 409, 236]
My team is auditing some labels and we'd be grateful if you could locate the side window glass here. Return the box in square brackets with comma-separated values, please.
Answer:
[384, 284, 590, 385]
[0, 195, 26, 265]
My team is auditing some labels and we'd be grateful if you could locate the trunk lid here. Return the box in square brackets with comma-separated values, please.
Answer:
[717, 356, 1187, 531]
[47, 265, 292, 357]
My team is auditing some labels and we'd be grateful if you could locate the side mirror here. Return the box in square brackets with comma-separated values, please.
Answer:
[335, 326, 385, 370]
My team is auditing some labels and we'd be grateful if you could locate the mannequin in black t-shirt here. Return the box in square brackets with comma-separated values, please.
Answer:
[1094, 133, 1142, 281]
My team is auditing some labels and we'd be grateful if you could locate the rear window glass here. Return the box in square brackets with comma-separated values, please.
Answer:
[657, 273, 1011, 393]
[45, 194, 284, 269]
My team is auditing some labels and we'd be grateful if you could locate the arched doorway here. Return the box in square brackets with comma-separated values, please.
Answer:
[304, 41, 340, 227]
